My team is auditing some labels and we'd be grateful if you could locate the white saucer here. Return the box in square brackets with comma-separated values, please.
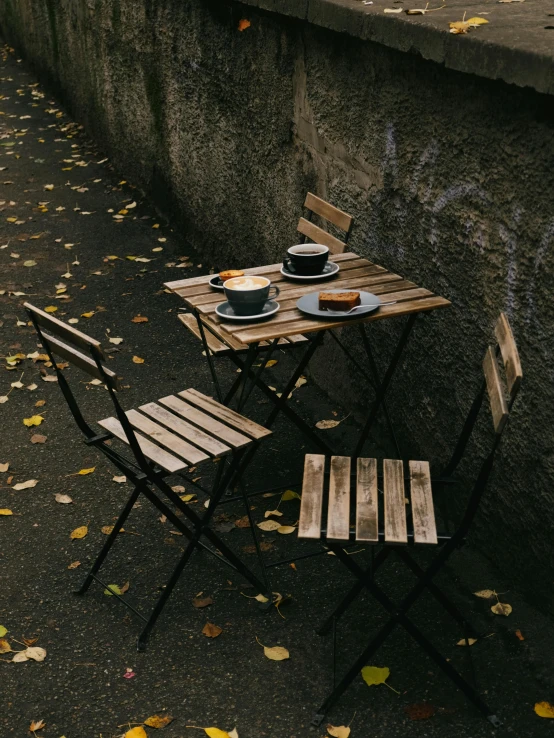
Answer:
[280, 260, 339, 281]
[215, 300, 280, 322]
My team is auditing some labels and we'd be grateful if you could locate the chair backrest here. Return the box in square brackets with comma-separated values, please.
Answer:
[296, 192, 353, 255]
[483, 313, 523, 434]
[24, 303, 120, 391]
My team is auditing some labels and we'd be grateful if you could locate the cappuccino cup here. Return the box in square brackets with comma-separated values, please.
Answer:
[284, 244, 329, 275]
[224, 275, 280, 316]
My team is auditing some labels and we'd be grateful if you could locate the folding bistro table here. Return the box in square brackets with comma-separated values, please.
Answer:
[166, 252, 450, 458]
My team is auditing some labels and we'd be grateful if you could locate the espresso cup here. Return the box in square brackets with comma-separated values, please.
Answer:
[283, 244, 329, 275]
[224, 275, 280, 316]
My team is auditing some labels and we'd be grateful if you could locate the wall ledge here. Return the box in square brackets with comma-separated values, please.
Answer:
[240, 0, 554, 95]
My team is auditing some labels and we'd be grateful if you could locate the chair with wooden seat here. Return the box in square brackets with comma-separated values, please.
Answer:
[298, 313, 522, 727]
[178, 192, 354, 356]
[25, 303, 273, 650]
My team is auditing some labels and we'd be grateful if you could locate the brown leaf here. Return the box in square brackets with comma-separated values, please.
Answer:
[67, 561, 81, 570]
[144, 715, 174, 729]
[29, 719, 46, 732]
[0, 638, 11, 653]
[131, 315, 149, 323]
[515, 629, 525, 641]
[202, 622, 223, 638]
[238, 18, 251, 30]
[193, 595, 214, 608]
[30, 434, 47, 444]
[491, 602, 512, 616]
[404, 703, 436, 720]
[132, 355, 145, 364]
[235, 515, 251, 528]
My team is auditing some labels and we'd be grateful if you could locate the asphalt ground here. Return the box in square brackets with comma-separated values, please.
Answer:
[1, 42, 554, 738]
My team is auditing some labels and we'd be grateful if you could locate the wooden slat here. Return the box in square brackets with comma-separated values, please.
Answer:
[25, 302, 105, 358]
[304, 192, 353, 233]
[126, 410, 210, 465]
[297, 217, 346, 254]
[165, 252, 360, 291]
[356, 457, 378, 542]
[483, 346, 509, 433]
[298, 454, 325, 539]
[383, 459, 407, 544]
[41, 333, 120, 390]
[178, 388, 272, 440]
[409, 460, 437, 545]
[139, 402, 232, 457]
[158, 395, 252, 449]
[97, 417, 186, 473]
[230, 295, 451, 345]
[494, 313, 522, 399]
[326, 456, 351, 541]
[178, 313, 236, 353]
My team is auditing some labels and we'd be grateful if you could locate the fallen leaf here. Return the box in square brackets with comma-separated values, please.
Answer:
[384, 7, 403, 11]
[515, 629, 525, 641]
[81, 311, 95, 318]
[491, 602, 512, 616]
[23, 259, 37, 267]
[43, 184, 54, 190]
[12, 651, 29, 663]
[23, 415, 43, 427]
[108, 336, 123, 345]
[0, 626, 6, 637]
[0, 509, 13, 516]
[67, 561, 81, 569]
[473, 589, 496, 599]
[281, 490, 301, 502]
[404, 703, 436, 720]
[277, 525, 296, 535]
[77, 467, 95, 475]
[456, 637, 478, 646]
[257, 519, 281, 531]
[44, 306, 58, 313]
[193, 596, 214, 608]
[264, 509, 283, 518]
[255, 593, 269, 603]
[0, 463, 9, 472]
[70, 525, 88, 540]
[180, 493, 196, 502]
[102, 525, 124, 535]
[535, 702, 554, 718]
[113, 475, 127, 484]
[315, 419, 341, 430]
[202, 622, 223, 638]
[55, 493, 73, 504]
[25, 646, 46, 661]
[29, 719, 46, 732]
[467, 16, 489, 25]
[361, 665, 399, 692]
[31, 434, 47, 444]
[104, 584, 123, 596]
[27, 383, 38, 391]
[125, 728, 147, 738]
[0, 638, 11, 653]
[144, 715, 174, 728]
[131, 315, 148, 323]
[35, 399, 46, 407]
[238, 18, 251, 30]
[327, 726, 351, 738]
[235, 515, 251, 528]
[132, 356, 145, 364]
[259, 641, 290, 661]
[13, 479, 38, 490]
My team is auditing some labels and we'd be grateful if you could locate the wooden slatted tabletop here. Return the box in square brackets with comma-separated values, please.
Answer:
[165, 253, 451, 346]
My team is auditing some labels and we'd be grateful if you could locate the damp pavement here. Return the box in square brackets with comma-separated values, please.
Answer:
[1, 42, 554, 738]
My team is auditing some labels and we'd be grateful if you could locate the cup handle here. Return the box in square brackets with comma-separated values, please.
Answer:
[283, 257, 296, 273]
[269, 285, 280, 299]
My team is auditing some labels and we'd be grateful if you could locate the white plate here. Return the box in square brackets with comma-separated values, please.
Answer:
[215, 300, 280, 322]
[280, 261, 339, 281]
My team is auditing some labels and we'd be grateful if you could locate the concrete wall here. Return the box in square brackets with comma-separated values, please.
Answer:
[2, 0, 554, 606]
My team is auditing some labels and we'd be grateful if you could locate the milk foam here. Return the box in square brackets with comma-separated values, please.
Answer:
[227, 277, 267, 291]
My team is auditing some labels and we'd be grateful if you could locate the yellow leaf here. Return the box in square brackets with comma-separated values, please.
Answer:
[449, 21, 469, 33]
[315, 419, 341, 430]
[264, 509, 283, 518]
[44, 305, 58, 313]
[125, 728, 147, 738]
[456, 637, 478, 646]
[67, 561, 81, 569]
[29, 719, 46, 732]
[535, 702, 554, 718]
[277, 525, 296, 535]
[327, 726, 351, 738]
[77, 467, 95, 475]
[361, 665, 391, 687]
[0, 638, 11, 653]
[132, 355, 145, 364]
[0, 509, 13, 516]
[81, 311, 95, 318]
[263, 645, 289, 661]
[180, 494, 196, 502]
[0, 626, 6, 637]
[281, 490, 301, 501]
[491, 602, 512, 616]
[144, 715, 174, 728]
[265, 359, 277, 367]
[152, 223, 160, 228]
[70, 525, 88, 540]
[467, 16, 488, 25]
[257, 519, 281, 531]
[104, 584, 122, 596]
[23, 415, 43, 427]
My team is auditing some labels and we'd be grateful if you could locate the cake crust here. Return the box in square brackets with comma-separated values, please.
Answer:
[318, 291, 361, 311]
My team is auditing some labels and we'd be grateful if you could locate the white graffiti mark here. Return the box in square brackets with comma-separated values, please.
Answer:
[409, 139, 440, 200]
[525, 217, 554, 328]
[432, 183, 489, 213]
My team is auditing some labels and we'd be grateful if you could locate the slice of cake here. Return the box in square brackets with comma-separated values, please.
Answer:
[219, 270, 244, 282]
[319, 291, 361, 311]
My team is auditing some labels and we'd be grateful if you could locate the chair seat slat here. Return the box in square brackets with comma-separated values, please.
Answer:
[409, 461, 437, 544]
[97, 417, 187, 473]
[139, 403, 232, 457]
[178, 388, 272, 440]
[384, 459, 408, 544]
[158, 395, 251, 449]
[327, 456, 351, 541]
[298, 454, 326, 539]
[125, 410, 210, 465]
[356, 458, 378, 542]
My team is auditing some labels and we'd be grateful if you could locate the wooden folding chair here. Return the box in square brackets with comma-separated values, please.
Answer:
[298, 313, 522, 726]
[178, 192, 354, 357]
[25, 303, 273, 650]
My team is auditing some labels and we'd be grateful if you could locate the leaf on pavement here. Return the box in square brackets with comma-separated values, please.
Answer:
[535, 702, 554, 718]
[76, 467, 95, 475]
[0, 638, 11, 653]
[361, 665, 399, 692]
[25, 646, 46, 661]
[108, 336, 124, 345]
[257, 519, 281, 532]
[491, 602, 512, 616]
[259, 642, 289, 661]
[29, 719, 46, 732]
[473, 589, 496, 599]
[68, 561, 81, 569]
[31, 434, 47, 444]
[238, 18, 251, 30]
[55, 493, 73, 504]
[131, 315, 148, 323]
[327, 725, 351, 738]
[277, 525, 296, 535]
[23, 415, 43, 427]
[125, 728, 147, 738]
[13, 479, 38, 490]
[0, 462, 9, 472]
[104, 584, 123, 596]
[456, 637, 478, 646]
[144, 714, 174, 728]
[44, 306, 57, 313]
[281, 490, 301, 502]
[315, 419, 341, 430]
[202, 622, 223, 638]
[264, 509, 283, 518]
[0, 509, 13, 516]
[132, 356, 145, 364]
[193, 595, 214, 608]
[70, 525, 88, 540]
[113, 475, 127, 484]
